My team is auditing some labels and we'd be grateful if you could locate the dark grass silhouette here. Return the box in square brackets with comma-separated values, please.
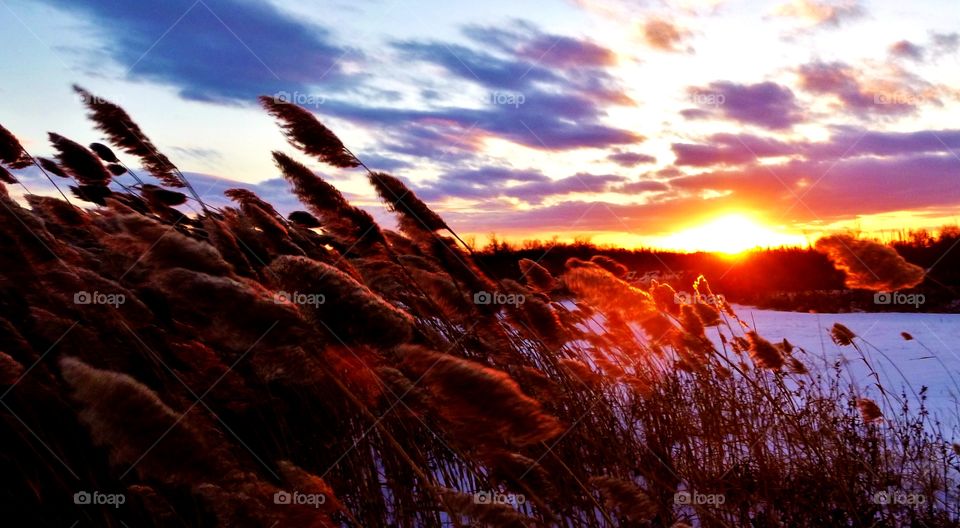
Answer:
[0, 90, 957, 527]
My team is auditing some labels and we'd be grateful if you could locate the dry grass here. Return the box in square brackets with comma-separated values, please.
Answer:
[0, 92, 956, 527]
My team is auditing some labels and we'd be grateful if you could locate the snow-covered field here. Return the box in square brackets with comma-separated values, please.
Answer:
[724, 306, 960, 432]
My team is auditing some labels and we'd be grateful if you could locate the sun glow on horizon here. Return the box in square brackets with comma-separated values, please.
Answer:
[653, 214, 808, 254]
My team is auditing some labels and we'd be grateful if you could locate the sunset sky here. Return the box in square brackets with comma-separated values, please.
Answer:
[1, 0, 958, 250]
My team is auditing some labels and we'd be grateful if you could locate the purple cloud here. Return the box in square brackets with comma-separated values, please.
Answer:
[415, 168, 625, 204]
[795, 61, 940, 118]
[608, 150, 657, 167]
[465, 24, 616, 67]
[889, 40, 925, 61]
[673, 133, 797, 166]
[684, 81, 805, 130]
[39, 0, 358, 103]
[671, 127, 960, 167]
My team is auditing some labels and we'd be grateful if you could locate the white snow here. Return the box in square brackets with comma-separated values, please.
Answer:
[726, 306, 960, 432]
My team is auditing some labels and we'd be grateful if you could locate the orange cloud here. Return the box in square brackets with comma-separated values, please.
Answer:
[772, 0, 864, 27]
[641, 17, 692, 52]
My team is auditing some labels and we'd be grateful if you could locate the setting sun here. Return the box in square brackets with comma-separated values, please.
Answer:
[656, 214, 808, 254]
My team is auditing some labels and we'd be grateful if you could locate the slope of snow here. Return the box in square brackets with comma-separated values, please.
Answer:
[729, 306, 960, 431]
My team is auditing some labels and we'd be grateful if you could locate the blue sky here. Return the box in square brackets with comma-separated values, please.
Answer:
[1, 0, 958, 248]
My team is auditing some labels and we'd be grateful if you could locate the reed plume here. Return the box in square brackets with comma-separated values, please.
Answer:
[856, 398, 883, 423]
[368, 171, 447, 232]
[48, 133, 111, 187]
[815, 234, 925, 291]
[0, 351, 24, 385]
[113, 212, 233, 275]
[436, 488, 530, 528]
[269, 255, 413, 347]
[746, 331, 784, 370]
[73, 86, 184, 188]
[288, 210, 322, 228]
[106, 163, 128, 177]
[258, 96, 359, 168]
[563, 261, 656, 322]
[518, 258, 557, 291]
[278, 460, 347, 518]
[559, 358, 604, 389]
[59, 357, 219, 482]
[589, 476, 658, 523]
[140, 184, 187, 206]
[399, 345, 562, 446]
[787, 356, 809, 375]
[89, 142, 120, 163]
[0, 123, 33, 169]
[0, 166, 16, 185]
[272, 151, 385, 248]
[37, 157, 68, 178]
[589, 254, 628, 278]
[830, 323, 856, 346]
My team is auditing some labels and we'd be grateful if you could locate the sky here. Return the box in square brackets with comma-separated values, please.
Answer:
[1, 0, 958, 250]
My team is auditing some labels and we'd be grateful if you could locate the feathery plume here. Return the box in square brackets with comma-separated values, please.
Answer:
[48, 133, 111, 186]
[0, 351, 24, 385]
[0, 166, 16, 185]
[437, 488, 529, 528]
[857, 398, 883, 423]
[278, 460, 348, 519]
[71, 184, 113, 205]
[113, 212, 233, 275]
[140, 184, 187, 206]
[563, 262, 655, 322]
[559, 358, 604, 390]
[89, 142, 120, 163]
[272, 151, 384, 248]
[272, 151, 348, 212]
[287, 210, 321, 228]
[37, 157, 68, 178]
[399, 345, 563, 446]
[269, 255, 413, 347]
[787, 357, 809, 375]
[746, 331, 784, 370]
[830, 323, 856, 346]
[368, 171, 447, 231]
[518, 258, 557, 291]
[106, 163, 128, 177]
[589, 476, 658, 523]
[73, 86, 185, 188]
[679, 304, 705, 337]
[59, 357, 219, 482]
[259, 96, 359, 168]
[0, 123, 33, 169]
[589, 254, 628, 278]
[815, 234, 925, 291]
